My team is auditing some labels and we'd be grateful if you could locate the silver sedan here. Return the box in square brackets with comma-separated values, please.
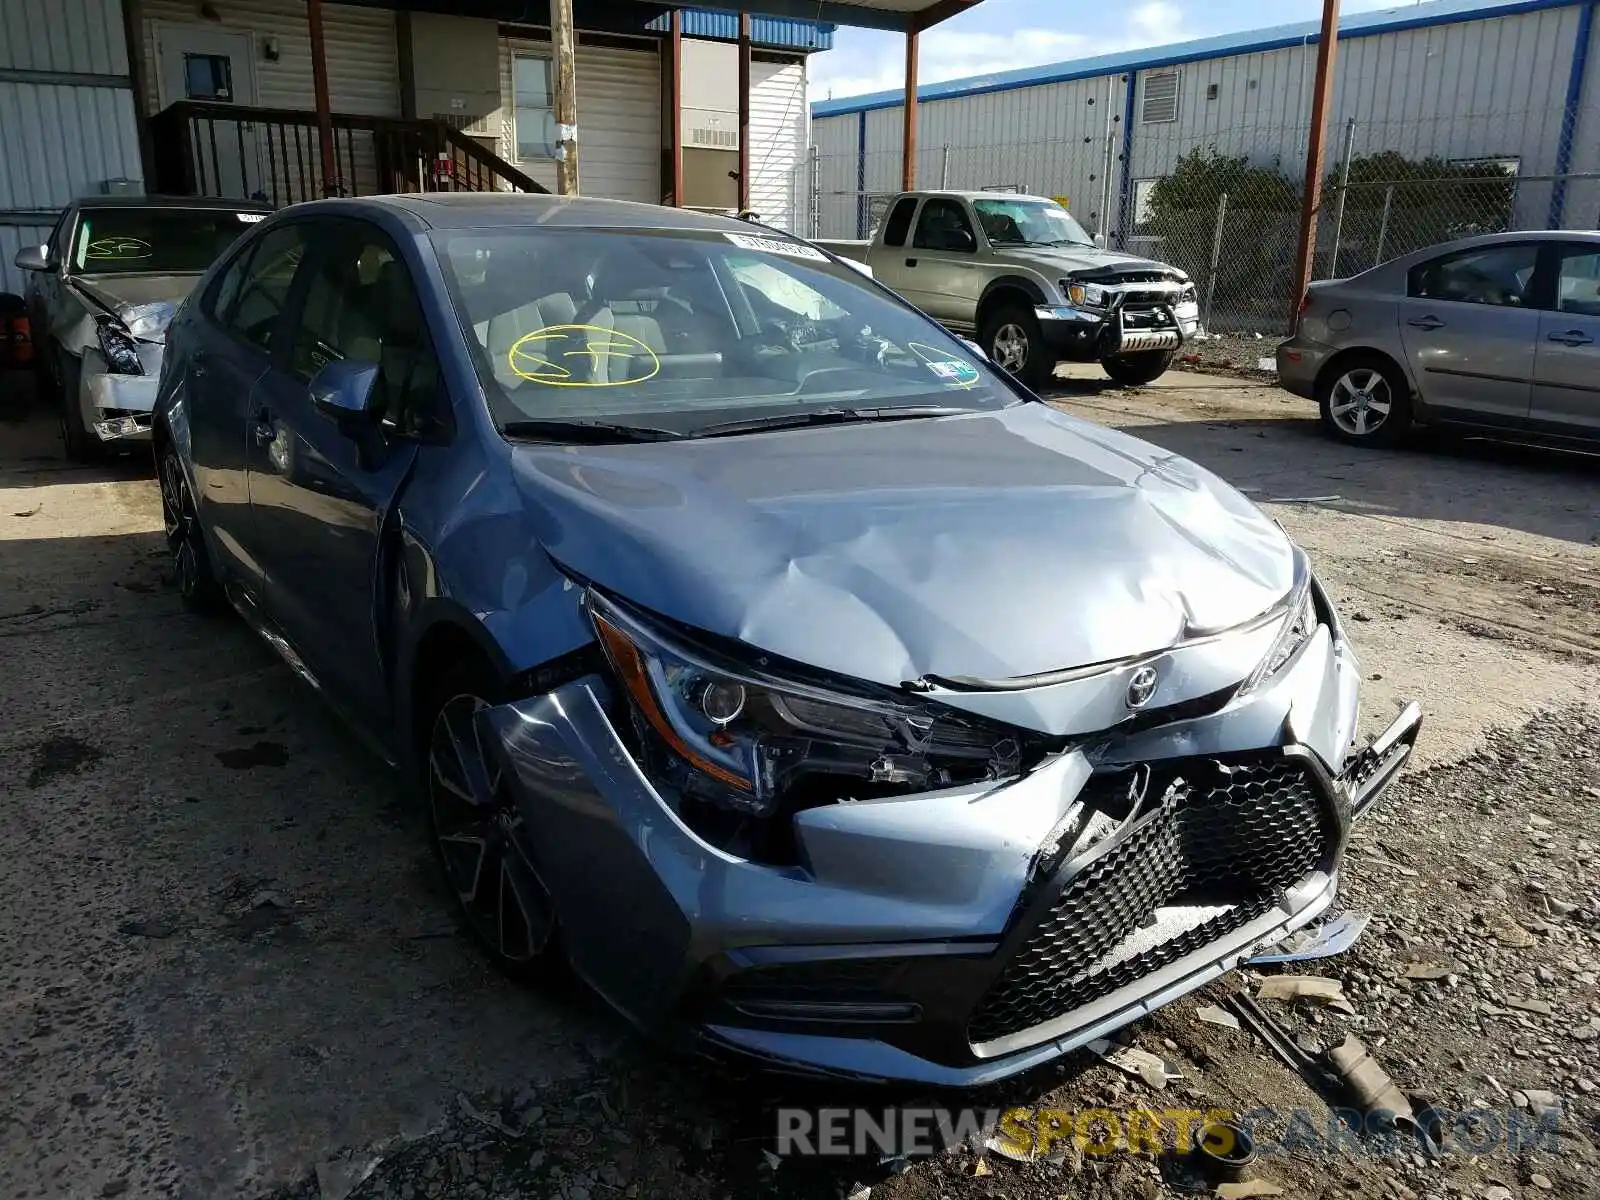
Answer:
[1277, 230, 1600, 447]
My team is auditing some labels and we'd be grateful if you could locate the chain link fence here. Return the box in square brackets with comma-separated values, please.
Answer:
[804, 102, 1600, 335]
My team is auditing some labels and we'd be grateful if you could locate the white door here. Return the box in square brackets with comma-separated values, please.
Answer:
[157, 25, 264, 200]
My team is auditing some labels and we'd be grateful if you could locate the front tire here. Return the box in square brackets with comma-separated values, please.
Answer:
[1317, 354, 1413, 447]
[421, 663, 559, 980]
[981, 304, 1054, 391]
[54, 349, 102, 463]
[1101, 349, 1175, 387]
[158, 444, 225, 613]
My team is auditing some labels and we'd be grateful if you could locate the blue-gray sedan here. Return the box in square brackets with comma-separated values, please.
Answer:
[151, 194, 1420, 1086]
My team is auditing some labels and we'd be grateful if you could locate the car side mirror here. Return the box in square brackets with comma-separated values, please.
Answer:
[14, 244, 52, 272]
[310, 358, 380, 430]
[1093, 232, 1107, 249]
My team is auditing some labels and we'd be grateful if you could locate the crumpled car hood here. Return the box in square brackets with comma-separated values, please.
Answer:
[71, 273, 199, 316]
[509, 403, 1292, 692]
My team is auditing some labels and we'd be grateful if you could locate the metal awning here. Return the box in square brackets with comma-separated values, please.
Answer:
[620, 0, 984, 32]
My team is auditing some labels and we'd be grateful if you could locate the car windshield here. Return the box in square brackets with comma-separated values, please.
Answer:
[69, 207, 264, 275]
[973, 199, 1094, 249]
[433, 227, 1022, 436]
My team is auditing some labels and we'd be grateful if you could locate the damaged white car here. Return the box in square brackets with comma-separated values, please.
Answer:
[15, 196, 272, 459]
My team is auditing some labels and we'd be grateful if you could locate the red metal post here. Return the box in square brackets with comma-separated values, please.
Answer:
[669, 9, 684, 205]
[1290, 0, 1341, 326]
[901, 29, 919, 193]
[738, 11, 752, 212]
[306, 0, 338, 195]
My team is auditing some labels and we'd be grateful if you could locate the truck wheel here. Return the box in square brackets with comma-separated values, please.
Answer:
[981, 305, 1053, 391]
[1101, 350, 1175, 387]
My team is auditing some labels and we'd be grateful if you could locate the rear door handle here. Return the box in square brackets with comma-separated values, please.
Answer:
[190, 351, 208, 378]
[1407, 315, 1445, 330]
[1547, 329, 1594, 346]
[905, 258, 918, 268]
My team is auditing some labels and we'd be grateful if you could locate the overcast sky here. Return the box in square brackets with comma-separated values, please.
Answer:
[808, 0, 1425, 102]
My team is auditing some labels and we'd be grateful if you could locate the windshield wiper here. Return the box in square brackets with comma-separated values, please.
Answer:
[500, 419, 684, 444]
[690, 405, 970, 440]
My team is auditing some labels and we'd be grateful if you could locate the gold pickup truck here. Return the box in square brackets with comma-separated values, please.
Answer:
[817, 191, 1200, 389]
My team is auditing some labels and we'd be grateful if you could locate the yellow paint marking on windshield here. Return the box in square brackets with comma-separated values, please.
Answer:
[507, 324, 661, 388]
[85, 237, 153, 260]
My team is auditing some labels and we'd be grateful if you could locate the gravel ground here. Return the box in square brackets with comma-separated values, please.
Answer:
[3, 367, 1598, 1200]
[1175, 332, 1285, 384]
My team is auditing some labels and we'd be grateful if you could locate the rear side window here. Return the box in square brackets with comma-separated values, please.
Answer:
[1407, 243, 1538, 308]
[882, 197, 918, 248]
[226, 225, 309, 351]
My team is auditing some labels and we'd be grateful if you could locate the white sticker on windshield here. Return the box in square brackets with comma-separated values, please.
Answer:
[725, 232, 828, 261]
[237, 213, 266, 223]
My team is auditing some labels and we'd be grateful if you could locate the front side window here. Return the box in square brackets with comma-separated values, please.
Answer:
[1556, 247, 1600, 316]
[434, 228, 1019, 435]
[289, 225, 440, 436]
[973, 198, 1094, 249]
[513, 56, 557, 162]
[226, 224, 309, 351]
[69, 207, 262, 275]
[912, 199, 976, 253]
[1407, 243, 1539, 308]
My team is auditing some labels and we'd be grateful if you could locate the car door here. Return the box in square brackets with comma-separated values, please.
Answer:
[245, 217, 435, 718]
[868, 195, 921, 300]
[1529, 243, 1600, 437]
[1395, 240, 1542, 427]
[904, 198, 984, 327]
[182, 221, 311, 584]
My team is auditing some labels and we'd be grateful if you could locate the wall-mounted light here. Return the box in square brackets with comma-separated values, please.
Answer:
[263, 36, 281, 61]
[198, 2, 221, 21]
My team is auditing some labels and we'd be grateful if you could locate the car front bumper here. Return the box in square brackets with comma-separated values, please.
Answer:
[482, 626, 1420, 1087]
[1033, 303, 1200, 361]
[81, 345, 160, 442]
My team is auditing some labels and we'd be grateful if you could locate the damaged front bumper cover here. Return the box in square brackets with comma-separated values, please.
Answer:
[84, 343, 161, 441]
[481, 636, 1420, 1087]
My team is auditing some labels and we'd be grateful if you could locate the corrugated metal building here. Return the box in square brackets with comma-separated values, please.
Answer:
[810, 0, 1600, 242]
[0, 0, 146, 294]
[2, 1, 832, 295]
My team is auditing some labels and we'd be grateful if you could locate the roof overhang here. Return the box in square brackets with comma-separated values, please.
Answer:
[341, 0, 981, 35]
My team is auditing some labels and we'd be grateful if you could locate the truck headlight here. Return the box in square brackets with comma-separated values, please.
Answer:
[1066, 282, 1108, 308]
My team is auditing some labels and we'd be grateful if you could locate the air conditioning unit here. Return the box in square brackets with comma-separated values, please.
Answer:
[684, 106, 739, 152]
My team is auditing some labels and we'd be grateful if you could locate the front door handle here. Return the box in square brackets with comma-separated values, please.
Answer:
[1547, 329, 1594, 346]
[190, 351, 208, 378]
[1407, 315, 1445, 331]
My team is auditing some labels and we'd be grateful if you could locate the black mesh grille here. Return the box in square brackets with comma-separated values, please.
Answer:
[968, 755, 1336, 1045]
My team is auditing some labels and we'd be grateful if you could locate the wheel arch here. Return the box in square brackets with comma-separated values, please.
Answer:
[1313, 345, 1417, 405]
[401, 604, 516, 755]
[977, 277, 1047, 329]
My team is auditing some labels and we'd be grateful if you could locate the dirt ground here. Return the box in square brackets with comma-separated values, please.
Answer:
[1, 366, 1597, 1200]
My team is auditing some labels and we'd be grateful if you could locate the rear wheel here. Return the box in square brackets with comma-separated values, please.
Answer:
[1101, 349, 1175, 387]
[158, 444, 225, 613]
[1317, 355, 1413, 447]
[981, 304, 1053, 391]
[421, 663, 559, 980]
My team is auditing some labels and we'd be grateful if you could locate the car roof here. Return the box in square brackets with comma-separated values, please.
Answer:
[901, 191, 1063, 203]
[302, 192, 784, 235]
[70, 194, 275, 212]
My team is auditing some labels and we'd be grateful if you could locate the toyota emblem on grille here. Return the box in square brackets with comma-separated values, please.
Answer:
[1126, 666, 1160, 709]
